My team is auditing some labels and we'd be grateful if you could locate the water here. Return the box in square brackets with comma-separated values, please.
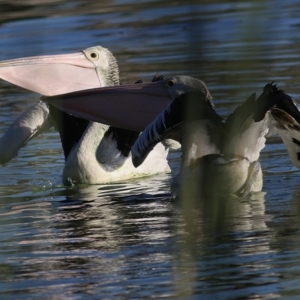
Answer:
[0, 0, 300, 298]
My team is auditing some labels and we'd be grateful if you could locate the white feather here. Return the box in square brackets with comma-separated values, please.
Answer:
[63, 122, 170, 184]
[223, 111, 272, 162]
[0, 102, 50, 164]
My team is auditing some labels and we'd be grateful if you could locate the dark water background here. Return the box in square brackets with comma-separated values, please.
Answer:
[1, 0, 300, 299]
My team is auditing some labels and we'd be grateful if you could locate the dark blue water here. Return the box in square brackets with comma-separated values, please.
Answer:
[0, 0, 300, 299]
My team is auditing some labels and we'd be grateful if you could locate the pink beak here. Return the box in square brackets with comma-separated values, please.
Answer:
[42, 81, 172, 132]
[0, 51, 101, 95]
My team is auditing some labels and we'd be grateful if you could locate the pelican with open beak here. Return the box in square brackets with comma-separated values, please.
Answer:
[43, 76, 299, 196]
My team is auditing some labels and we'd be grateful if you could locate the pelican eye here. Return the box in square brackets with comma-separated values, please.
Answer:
[89, 52, 99, 60]
[166, 79, 176, 87]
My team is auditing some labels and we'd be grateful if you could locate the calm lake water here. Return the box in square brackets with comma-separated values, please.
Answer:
[1, 0, 300, 299]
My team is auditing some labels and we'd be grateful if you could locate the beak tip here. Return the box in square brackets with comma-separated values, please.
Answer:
[132, 155, 143, 168]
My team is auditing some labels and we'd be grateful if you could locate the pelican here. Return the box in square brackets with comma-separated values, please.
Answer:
[0, 45, 117, 164]
[130, 79, 288, 198]
[0, 46, 171, 184]
[43, 76, 298, 196]
[270, 95, 300, 169]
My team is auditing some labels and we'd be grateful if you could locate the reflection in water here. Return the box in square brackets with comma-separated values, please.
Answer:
[0, 181, 175, 297]
[0, 181, 276, 298]
[0, 0, 300, 298]
[170, 191, 277, 299]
